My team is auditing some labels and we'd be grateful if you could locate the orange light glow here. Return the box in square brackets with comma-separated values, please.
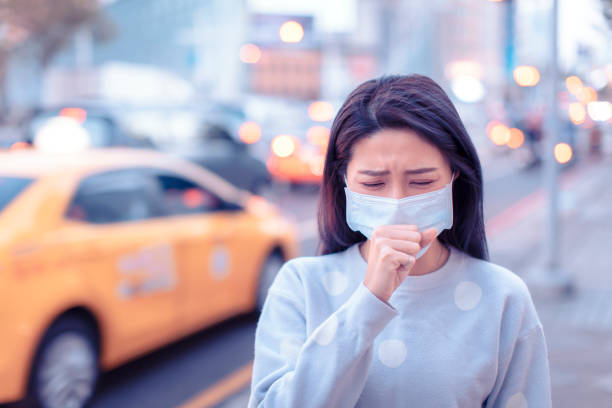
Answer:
[238, 121, 262, 144]
[279, 21, 304, 43]
[565, 76, 583, 95]
[183, 189, 205, 208]
[577, 87, 597, 104]
[490, 124, 511, 145]
[486, 120, 503, 136]
[513, 66, 540, 87]
[507, 128, 525, 149]
[10, 141, 31, 151]
[554, 143, 572, 164]
[59, 107, 87, 124]
[239, 43, 261, 64]
[306, 126, 330, 147]
[308, 101, 334, 122]
[568, 102, 586, 125]
[271, 135, 297, 158]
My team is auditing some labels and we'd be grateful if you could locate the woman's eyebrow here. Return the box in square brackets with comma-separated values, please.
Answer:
[357, 170, 390, 176]
[357, 168, 437, 176]
[404, 167, 437, 175]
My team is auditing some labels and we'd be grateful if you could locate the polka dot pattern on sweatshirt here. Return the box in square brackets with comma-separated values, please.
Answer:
[313, 314, 338, 346]
[454, 281, 482, 311]
[506, 392, 527, 408]
[378, 339, 408, 368]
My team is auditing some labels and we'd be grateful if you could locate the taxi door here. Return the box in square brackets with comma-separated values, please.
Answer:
[148, 170, 252, 332]
[61, 169, 184, 359]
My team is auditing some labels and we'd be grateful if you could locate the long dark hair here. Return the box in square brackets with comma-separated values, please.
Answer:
[317, 74, 489, 261]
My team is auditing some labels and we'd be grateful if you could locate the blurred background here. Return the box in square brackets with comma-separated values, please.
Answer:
[0, 0, 611, 407]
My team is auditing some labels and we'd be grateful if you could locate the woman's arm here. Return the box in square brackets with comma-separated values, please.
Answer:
[248, 260, 399, 408]
[483, 324, 552, 408]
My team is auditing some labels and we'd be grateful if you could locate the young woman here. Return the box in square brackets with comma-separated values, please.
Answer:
[248, 74, 552, 407]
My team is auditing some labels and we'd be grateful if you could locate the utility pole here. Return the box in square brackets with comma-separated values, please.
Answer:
[529, 0, 575, 297]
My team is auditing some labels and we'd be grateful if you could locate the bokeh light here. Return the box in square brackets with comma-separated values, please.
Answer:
[10, 141, 30, 151]
[59, 107, 87, 124]
[239, 43, 261, 64]
[34, 116, 91, 153]
[238, 121, 262, 144]
[486, 120, 503, 135]
[565, 76, 583, 95]
[445, 60, 483, 80]
[271, 134, 297, 158]
[568, 102, 586, 125]
[306, 126, 330, 148]
[308, 101, 334, 122]
[451, 76, 485, 103]
[507, 128, 525, 149]
[279, 21, 304, 43]
[489, 123, 511, 145]
[513, 65, 540, 87]
[183, 189, 205, 208]
[577, 86, 598, 104]
[554, 143, 573, 164]
[587, 101, 612, 122]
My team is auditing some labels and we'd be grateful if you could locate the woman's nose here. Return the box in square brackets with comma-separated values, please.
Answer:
[389, 181, 408, 199]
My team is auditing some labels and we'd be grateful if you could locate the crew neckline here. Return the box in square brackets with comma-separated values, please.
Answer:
[347, 241, 465, 292]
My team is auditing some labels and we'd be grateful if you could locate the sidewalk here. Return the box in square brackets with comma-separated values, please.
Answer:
[488, 154, 612, 407]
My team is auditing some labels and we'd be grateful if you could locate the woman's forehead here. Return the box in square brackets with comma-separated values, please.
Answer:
[349, 128, 447, 170]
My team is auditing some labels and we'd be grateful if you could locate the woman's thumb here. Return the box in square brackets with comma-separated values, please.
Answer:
[420, 228, 437, 248]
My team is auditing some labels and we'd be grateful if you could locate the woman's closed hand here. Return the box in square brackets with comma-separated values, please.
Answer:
[363, 225, 437, 303]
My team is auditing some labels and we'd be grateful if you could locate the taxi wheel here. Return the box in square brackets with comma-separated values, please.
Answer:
[27, 316, 99, 408]
[256, 251, 285, 312]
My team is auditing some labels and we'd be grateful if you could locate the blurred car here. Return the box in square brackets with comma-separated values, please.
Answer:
[171, 122, 272, 194]
[0, 148, 297, 408]
[21, 104, 156, 149]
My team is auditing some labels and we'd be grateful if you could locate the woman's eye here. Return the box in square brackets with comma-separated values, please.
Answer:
[412, 181, 433, 186]
[363, 182, 384, 188]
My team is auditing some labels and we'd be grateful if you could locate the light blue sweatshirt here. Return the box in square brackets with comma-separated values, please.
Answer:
[248, 243, 552, 407]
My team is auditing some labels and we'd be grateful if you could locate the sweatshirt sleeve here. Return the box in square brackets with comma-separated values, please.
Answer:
[483, 324, 552, 408]
[248, 260, 399, 408]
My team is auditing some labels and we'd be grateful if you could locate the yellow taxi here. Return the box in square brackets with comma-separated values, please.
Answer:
[0, 148, 298, 408]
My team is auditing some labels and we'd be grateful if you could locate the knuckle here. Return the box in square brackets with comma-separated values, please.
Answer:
[372, 226, 385, 237]
[380, 245, 392, 257]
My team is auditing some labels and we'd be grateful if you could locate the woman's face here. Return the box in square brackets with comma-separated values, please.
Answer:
[345, 128, 453, 198]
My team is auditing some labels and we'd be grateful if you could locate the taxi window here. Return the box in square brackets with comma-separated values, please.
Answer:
[155, 174, 224, 216]
[0, 177, 33, 212]
[66, 170, 161, 224]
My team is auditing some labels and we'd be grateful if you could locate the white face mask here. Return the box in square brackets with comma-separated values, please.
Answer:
[344, 173, 455, 259]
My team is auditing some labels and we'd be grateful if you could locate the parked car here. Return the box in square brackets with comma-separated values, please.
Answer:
[0, 147, 297, 408]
